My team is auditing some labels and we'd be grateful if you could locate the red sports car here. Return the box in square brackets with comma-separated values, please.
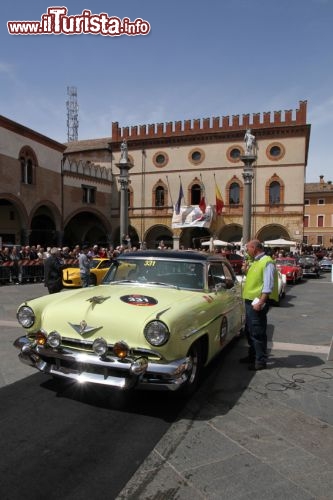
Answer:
[275, 258, 303, 284]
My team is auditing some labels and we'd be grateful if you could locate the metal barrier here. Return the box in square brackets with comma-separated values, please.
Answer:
[19, 260, 44, 283]
[0, 262, 12, 284]
[0, 258, 80, 284]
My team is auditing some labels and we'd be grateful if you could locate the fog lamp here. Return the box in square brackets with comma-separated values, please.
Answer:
[130, 357, 148, 375]
[92, 338, 108, 356]
[47, 331, 61, 348]
[36, 331, 47, 346]
[113, 341, 129, 359]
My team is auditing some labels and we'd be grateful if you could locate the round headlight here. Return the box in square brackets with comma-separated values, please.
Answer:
[92, 338, 108, 356]
[47, 331, 62, 348]
[17, 306, 35, 328]
[144, 321, 170, 346]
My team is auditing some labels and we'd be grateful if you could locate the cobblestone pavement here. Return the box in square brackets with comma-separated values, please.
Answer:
[1, 278, 333, 499]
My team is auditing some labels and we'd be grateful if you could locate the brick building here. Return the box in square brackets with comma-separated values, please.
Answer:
[65, 100, 310, 249]
[0, 115, 112, 248]
[304, 175, 333, 248]
[0, 100, 311, 249]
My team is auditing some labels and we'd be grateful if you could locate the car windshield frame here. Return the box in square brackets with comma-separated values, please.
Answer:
[299, 256, 317, 263]
[102, 256, 205, 291]
[276, 259, 297, 266]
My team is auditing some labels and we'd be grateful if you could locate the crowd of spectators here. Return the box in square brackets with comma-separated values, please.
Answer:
[0, 239, 331, 286]
[0, 240, 332, 264]
[0, 242, 135, 265]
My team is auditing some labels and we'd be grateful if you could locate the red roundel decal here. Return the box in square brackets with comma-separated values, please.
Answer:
[120, 294, 158, 306]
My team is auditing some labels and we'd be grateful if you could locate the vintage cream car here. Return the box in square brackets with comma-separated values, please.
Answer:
[14, 250, 245, 394]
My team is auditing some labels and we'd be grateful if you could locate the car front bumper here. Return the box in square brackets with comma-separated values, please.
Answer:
[14, 336, 192, 391]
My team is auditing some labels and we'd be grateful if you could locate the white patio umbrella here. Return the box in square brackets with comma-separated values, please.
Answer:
[201, 239, 233, 247]
[264, 238, 297, 247]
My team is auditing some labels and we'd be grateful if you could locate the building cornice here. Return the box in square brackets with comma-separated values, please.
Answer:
[0, 115, 66, 153]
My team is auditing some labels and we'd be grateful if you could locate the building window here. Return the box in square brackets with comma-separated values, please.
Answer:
[19, 147, 37, 185]
[191, 183, 201, 205]
[318, 215, 324, 227]
[304, 199, 310, 205]
[227, 145, 244, 163]
[269, 181, 280, 204]
[20, 158, 33, 184]
[153, 152, 169, 168]
[266, 142, 285, 161]
[317, 235, 323, 245]
[303, 215, 309, 227]
[303, 236, 308, 245]
[155, 186, 165, 207]
[229, 182, 240, 205]
[82, 185, 96, 204]
[318, 199, 325, 205]
[188, 148, 205, 165]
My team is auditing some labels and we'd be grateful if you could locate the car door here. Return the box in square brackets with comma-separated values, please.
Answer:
[208, 261, 242, 341]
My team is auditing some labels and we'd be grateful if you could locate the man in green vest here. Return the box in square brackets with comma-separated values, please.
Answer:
[241, 239, 279, 370]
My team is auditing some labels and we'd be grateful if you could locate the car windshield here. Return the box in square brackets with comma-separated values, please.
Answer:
[276, 259, 296, 266]
[89, 259, 111, 269]
[102, 258, 204, 290]
[299, 256, 316, 263]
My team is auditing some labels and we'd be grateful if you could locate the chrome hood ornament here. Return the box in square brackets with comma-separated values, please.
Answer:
[68, 320, 102, 337]
[87, 296, 110, 305]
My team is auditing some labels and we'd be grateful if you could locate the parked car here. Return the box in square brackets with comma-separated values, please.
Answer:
[319, 258, 332, 273]
[236, 269, 286, 306]
[226, 253, 244, 274]
[62, 257, 112, 287]
[275, 257, 303, 284]
[298, 255, 321, 278]
[14, 250, 245, 394]
[276, 270, 287, 304]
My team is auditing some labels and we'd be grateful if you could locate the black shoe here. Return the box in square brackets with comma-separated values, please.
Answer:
[239, 355, 255, 364]
[248, 362, 267, 371]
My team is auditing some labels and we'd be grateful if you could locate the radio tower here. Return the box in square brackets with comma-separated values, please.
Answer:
[66, 86, 79, 142]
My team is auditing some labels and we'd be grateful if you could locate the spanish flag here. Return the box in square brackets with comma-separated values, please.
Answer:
[215, 181, 224, 215]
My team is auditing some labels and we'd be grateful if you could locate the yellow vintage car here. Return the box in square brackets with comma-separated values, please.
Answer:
[15, 250, 245, 394]
[62, 257, 112, 287]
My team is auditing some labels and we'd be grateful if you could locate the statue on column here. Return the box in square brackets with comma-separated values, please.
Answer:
[244, 129, 257, 155]
[120, 139, 128, 163]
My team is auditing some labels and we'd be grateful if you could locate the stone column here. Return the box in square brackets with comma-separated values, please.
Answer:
[240, 154, 256, 244]
[115, 140, 133, 245]
[240, 129, 257, 244]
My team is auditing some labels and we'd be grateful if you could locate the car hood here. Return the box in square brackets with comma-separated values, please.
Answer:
[23, 283, 209, 345]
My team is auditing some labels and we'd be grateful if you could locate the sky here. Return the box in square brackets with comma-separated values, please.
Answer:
[1, 0, 333, 182]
